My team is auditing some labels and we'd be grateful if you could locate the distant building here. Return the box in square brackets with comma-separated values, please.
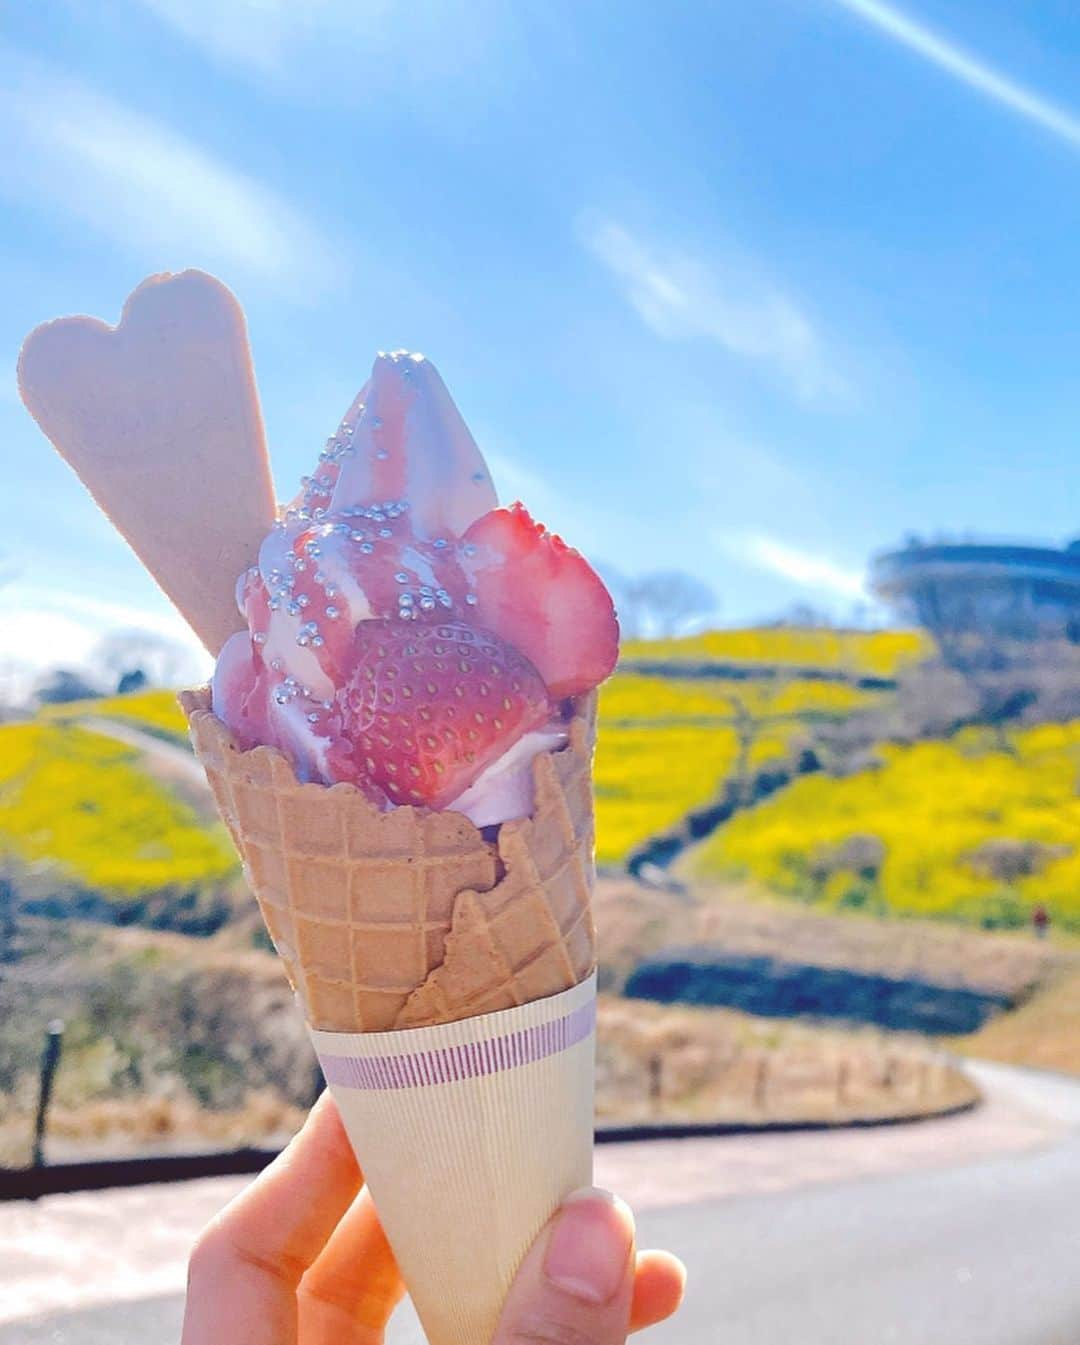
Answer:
[871, 539, 1080, 644]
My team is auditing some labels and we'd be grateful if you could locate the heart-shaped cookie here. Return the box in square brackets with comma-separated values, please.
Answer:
[18, 270, 276, 655]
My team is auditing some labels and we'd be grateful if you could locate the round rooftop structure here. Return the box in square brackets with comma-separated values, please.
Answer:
[871, 540, 1080, 644]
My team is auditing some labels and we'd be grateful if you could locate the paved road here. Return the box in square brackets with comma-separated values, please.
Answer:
[3, 1063, 1078, 1344]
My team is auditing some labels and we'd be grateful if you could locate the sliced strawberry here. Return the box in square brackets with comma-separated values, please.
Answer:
[334, 618, 551, 809]
[460, 504, 619, 698]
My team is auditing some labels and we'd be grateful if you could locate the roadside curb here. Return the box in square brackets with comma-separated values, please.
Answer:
[594, 1094, 978, 1142]
[0, 1096, 979, 1201]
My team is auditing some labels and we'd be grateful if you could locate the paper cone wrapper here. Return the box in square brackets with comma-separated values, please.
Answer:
[311, 972, 597, 1345]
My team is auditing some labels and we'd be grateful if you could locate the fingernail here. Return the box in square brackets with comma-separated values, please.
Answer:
[544, 1187, 633, 1305]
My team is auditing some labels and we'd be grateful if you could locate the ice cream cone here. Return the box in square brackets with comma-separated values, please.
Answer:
[178, 685, 597, 1028]
[20, 269, 616, 1345]
[180, 686, 600, 1345]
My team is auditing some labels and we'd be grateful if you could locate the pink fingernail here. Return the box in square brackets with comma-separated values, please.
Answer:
[543, 1187, 633, 1305]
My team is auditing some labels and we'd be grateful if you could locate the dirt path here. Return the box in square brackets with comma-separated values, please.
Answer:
[79, 716, 215, 819]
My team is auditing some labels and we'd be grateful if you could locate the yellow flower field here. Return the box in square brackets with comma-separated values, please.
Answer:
[592, 669, 872, 864]
[595, 719, 798, 866]
[42, 689, 190, 742]
[686, 722, 1080, 930]
[600, 673, 877, 724]
[621, 627, 926, 678]
[0, 722, 237, 896]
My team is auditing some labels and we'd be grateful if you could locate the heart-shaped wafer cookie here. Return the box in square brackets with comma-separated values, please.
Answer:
[18, 270, 276, 655]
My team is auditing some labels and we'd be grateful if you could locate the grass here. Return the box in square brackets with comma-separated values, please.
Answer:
[685, 721, 1080, 931]
[41, 689, 190, 744]
[0, 721, 236, 898]
[0, 920, 313, 1166]
[0, 917, 973, 1164]
[594, 876, 1055, 1000]
[952, 967, 1080, 1076]
[621, 626, 927, 677]
[597, 995, 975, 1125]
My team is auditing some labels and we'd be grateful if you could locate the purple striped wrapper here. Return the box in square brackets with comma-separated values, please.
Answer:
[318, 996, 596, 1092]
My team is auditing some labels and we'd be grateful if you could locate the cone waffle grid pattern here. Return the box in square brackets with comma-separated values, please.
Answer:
[180, 686, 597, 1031]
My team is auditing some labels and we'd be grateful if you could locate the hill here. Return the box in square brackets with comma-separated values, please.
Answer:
[6, 628, 899, 884]
[684, 721, 1080, 932]
[0, 718, 237, 927]
[41, 689, 190, 744]
[9, 626, 1080, 939]
[8, 624, 1080, 941]
[620, 626, 927, 676]
[594, 645, 888, 866]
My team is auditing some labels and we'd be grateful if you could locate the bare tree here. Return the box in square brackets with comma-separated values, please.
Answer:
[772, 602, 835, 630]
[93, 629, 194, 691]
[34, 667, 102, 704]
[602, 568, 718, 639]
[634, 571, 718, 637]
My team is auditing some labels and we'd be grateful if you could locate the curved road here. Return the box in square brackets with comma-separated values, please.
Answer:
[2, 1063, 1078, 1344]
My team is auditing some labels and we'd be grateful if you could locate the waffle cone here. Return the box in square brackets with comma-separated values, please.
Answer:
[179, 687, 597, 1031]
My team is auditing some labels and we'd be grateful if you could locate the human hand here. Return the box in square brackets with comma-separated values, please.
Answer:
[182, 1092, 685, 1345]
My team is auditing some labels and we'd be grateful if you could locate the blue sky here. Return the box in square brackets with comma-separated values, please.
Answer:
[3, 0, 1080, 687]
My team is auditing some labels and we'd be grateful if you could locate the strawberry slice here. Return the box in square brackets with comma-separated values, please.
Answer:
[460, 504, 619, 698]
[334, 618, 551, 808]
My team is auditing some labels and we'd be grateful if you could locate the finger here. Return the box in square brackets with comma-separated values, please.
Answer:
[298, 1187, 406, 1345]
[629, 1249, 687, 1333]
[182, 1094, 363, 1345]
[493, 1187, 636, 1345]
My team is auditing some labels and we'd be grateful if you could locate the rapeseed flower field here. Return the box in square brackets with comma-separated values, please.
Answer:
[0, 722, 236, 897]
[10, 628, 1077, 932]
[687, 722, 1080, 930]
[621, 626, 926, 677]
[42, 689, 190, 742]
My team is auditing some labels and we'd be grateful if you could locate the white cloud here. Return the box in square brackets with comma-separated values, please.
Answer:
[134, 0, 311, 78]
[0, 585, 211, 699]
[0, 44, 340, 296]
[580, 217, 846, 403]
[831, 0, 1080, 151]
[726, 533, 867, 601]
[133, 0, 505, 97]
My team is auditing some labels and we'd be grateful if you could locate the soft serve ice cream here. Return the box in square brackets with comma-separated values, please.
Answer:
[213, 352, 618, 826]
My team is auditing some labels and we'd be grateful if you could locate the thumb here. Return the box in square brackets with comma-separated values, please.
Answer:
[493, 1188, 635, 1345]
